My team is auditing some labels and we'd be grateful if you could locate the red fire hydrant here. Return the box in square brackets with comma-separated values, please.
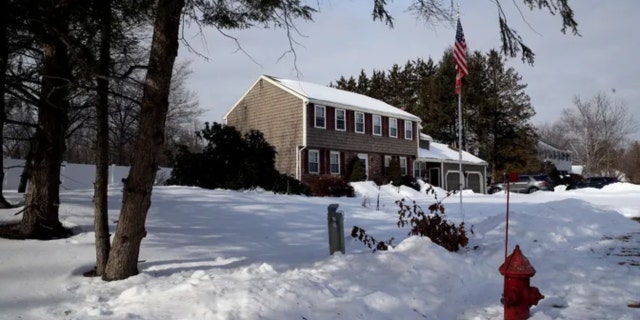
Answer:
[499, 245, 544, 320]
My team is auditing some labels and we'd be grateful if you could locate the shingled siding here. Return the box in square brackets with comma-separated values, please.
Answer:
[306, 103, 417, 156]
[225, 80, 303, 177]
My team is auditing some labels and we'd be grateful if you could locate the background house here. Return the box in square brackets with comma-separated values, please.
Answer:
[538, 139, 572, 174]
[224, 75, 420, 184]
[415, 134, 488, 194]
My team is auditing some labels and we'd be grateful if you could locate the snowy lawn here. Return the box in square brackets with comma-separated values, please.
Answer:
[1, 182, 639, 319]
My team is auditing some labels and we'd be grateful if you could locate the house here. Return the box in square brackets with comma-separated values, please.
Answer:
[414, 134, 488, 193]
[538, 139, 572, 174]
[224, 75, 420, 184]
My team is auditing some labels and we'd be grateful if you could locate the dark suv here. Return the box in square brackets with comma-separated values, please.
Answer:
[488, 175, 554, 194]
[566, 176, 618, 190]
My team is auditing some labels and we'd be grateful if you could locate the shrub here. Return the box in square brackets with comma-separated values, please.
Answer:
[346, 156, 366, 182]
[271, 173, 311, 195]
[168, 122, 309, 195]
[401, 175, 420, 191]
[306, 175, 355, 197]
[387, 158, 401, 186]
[352, 187, 468, 252]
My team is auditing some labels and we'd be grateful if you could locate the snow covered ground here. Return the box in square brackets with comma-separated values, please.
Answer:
[1, 181, 639, 319]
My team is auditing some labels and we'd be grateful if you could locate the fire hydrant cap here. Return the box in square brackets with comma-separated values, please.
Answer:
[499, 245, 536, 277]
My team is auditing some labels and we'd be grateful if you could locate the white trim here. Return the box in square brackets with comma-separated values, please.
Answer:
[314, 105, 326, 129]
[302, 101, 307, 146]
[335, 108, 346, 131]
[372, 115, 382, 136]
[330, 151, 340, 175]
[389, 118, 398, 138]
[308, 149, 320, 174]
[224, 75, 309, 122]
[355, 111, 365, 134]
[404, 120, 413, 140]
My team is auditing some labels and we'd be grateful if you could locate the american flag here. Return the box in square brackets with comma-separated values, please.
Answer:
[454, 18, 467, 95]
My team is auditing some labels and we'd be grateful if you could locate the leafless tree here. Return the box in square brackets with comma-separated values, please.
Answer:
[561, 92, 637, 177]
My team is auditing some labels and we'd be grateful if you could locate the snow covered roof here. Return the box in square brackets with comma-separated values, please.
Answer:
[418, 141, 487, 165]
[538, 139, 571, 153]
[266, 75, 421, 121]
[419, 133, 434, 142]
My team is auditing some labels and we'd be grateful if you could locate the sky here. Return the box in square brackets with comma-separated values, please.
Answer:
[1, 161, 639, 319]
[178, 1, 640, 141]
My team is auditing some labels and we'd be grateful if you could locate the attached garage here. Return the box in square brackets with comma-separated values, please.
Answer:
[414, 134, 488, 194]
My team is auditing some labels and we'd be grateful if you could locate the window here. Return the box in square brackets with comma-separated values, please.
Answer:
[315, 105, 325, 128]
[335, 109, 345, 131]
[389, 118, 397, 138]
[308, 150, 319, 174]
[355, 112, 365, 133]
[373, 115, 382, 136]
[404, 120, 413, 140]
[330, 151, 340, 175]
[384, 155, 391, 168]
[399, 157, 407, 176]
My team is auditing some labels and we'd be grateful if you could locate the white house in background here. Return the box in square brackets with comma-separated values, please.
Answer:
[538, 140, 572, 174]
[414, 134, 488, 194]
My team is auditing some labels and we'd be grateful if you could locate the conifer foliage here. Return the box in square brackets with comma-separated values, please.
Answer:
[333, 49, 538, 182]
[168, 122, 309, 194]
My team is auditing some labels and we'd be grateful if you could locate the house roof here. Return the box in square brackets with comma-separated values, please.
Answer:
[418, 141, 487, 165]
[538, 139, 571, 154]
[266, 75, 421, 121]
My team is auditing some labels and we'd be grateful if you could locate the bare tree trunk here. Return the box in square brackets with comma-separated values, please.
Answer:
[103, 0, 185, 281]
[17, 140, 34, 194]
[0, 0, 13, 208]
[93, 0, 112, 276]
[19, 3, 71, 239]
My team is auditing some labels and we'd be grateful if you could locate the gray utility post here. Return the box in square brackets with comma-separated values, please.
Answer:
[327, 204, 345, 255]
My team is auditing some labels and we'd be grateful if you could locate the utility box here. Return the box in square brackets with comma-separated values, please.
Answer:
[327, 204, 345, 255]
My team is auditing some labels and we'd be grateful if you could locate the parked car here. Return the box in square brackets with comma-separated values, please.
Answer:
[566, 176, 619, 190]
[488, 174, 554, 194]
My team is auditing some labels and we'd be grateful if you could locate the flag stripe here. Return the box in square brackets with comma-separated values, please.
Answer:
[454, 18, 467, 94]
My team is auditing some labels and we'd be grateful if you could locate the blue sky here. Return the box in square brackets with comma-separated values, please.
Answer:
[179, 0, 640, 141]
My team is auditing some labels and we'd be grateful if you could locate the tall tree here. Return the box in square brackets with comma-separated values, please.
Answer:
[103, 0, 316, 281]
[93, 0, 112, 277]
[19, 0, 73, 238]
[561, 92, 636, 176]
[477, 50, 537, 178]
[621, 141, 640, 183]
[0, 0, 13, 208]
[103, 0, 186, 281]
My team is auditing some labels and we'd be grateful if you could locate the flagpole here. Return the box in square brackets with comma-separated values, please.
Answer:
[458, 87, 464, 221]
[454, 9, 466, 222]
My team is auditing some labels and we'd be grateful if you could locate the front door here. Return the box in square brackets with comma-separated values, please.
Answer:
[357, 153, 368, 180]
[429, 167, 440, 187]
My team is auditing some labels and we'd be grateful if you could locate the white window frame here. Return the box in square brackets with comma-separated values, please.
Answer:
[308, 149, 319, 174]
[330, 151, 340, 175]
[400, 156, 407, 176]
[372, 115, 382, 136]
[404, 120, 413, 140]
[389, 118, 398, 138]
[335, 108, 346, 131]
[355, 112, 365, 134]
[314, 105, 326, 129]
